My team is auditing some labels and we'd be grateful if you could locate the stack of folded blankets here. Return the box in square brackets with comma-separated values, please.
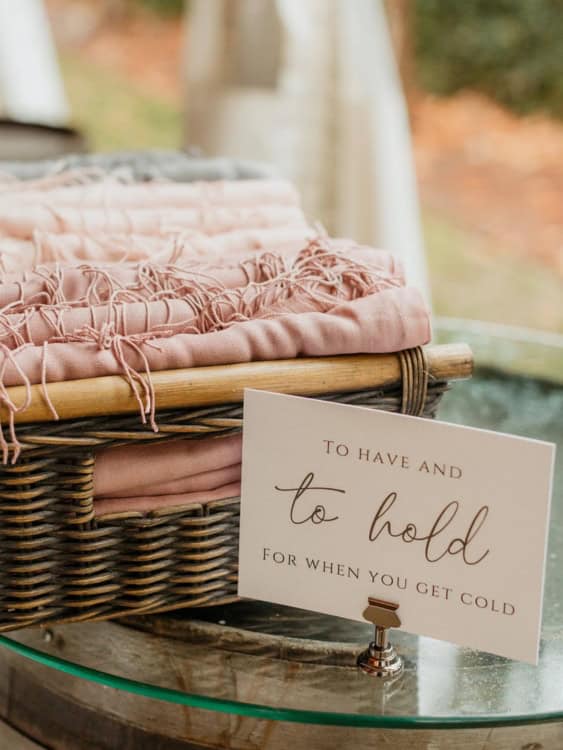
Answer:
[0, 159, 430, 517]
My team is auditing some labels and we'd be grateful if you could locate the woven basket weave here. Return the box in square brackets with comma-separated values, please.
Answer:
[0, 344, 471, 632]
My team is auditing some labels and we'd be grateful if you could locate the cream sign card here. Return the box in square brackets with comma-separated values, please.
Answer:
[238, 390, 555, 664]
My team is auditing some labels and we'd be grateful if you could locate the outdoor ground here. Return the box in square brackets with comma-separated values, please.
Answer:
[46, 1, 563, 334]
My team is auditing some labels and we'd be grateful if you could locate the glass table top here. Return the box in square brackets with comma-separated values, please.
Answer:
[0, 323, 562, 729]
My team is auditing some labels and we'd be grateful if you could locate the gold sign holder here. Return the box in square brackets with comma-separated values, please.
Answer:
[357, 597, 403, 678]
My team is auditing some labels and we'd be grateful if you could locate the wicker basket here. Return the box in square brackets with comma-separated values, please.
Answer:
[0, 343, 472, 632]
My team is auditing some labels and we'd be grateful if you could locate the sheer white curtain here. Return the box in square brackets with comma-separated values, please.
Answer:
[0, 0, 68, 126]
[184, 0, 430, 304]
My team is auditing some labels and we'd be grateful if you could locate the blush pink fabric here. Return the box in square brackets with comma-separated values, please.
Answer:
[94, 482, 241, 517]
[0, 204, 308, 240]
[93, 434, 243, 517]
[14, 179, 300, 209]
[0, 255, 282, 309]
[0, 174, 308, 274]
[0, 247, 403, 346]
[100, 463, 242, 499]
[0, 285, 429, 389]
[0, 175, 431, 521]
[94, 433, 243, 496]
[33, 226, 317, 264]
[0, 177, 305, 242]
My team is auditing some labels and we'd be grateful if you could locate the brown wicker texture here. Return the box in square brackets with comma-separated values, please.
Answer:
[0, 345, 471, 631]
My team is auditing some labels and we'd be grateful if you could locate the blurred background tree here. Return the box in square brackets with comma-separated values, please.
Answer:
[415, 0, 563, 118]
[121, 0, 563, 120]
[133, 0, 184, 16]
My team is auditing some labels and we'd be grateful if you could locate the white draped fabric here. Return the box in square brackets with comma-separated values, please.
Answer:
[184, 0, 431, 305]
[0, 0, 69, 126]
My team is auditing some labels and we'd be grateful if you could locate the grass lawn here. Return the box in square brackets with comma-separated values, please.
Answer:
[425, 214, 563, 333]
[61, 53, 183, 152]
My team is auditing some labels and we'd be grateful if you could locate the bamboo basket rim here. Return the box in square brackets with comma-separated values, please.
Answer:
[1, 343, 472, 425]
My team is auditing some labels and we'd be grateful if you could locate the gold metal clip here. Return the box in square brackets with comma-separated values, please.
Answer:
[357, 597, 403, 678]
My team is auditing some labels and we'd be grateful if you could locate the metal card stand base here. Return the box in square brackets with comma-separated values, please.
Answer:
[357, 597, 403, 679]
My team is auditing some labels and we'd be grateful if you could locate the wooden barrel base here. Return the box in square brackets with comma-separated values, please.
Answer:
[1, 621, 563, 750]
[0, 717, 46, 750]
[122, 601, 374, 666]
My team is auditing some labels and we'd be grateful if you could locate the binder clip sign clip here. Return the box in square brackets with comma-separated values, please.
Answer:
[357, 597, 403, 678]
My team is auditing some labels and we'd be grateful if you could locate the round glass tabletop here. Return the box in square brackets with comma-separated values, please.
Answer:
[1, 322, 562, 730]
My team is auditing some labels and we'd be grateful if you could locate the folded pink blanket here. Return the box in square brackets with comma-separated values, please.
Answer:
[94, 433, 243, 496]
[13, 179, 300, 209]
[0, 174, 431, 507]
[0, 241, 429, 464]
[94, 483, 242, 517]
[0, 175, 311, 282]
[93, 434, 243, 516]
[0, 247, 402, 345]
[0, 204, 307, 240]
[0, 177, 305, 242]
[100, 463, 242, 499]
[0, 244, 401, 308]
[0, 280, 427, 389]
[0, 227, 316, 276]
[0, 256, 274, 310]
[33, 226, 317, 264]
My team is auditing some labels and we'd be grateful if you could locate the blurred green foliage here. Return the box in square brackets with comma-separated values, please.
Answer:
[134, 0, 184, 16]
[61, 54, 182, 151]
[414, 0, 563, 118]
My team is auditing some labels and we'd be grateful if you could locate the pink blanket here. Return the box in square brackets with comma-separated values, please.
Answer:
[0, 176, 312, 273]
[0, 244, 429, 465]
[0, 227, 317, 275]
[94, 435, 242, 517]
[33, 227, 317, 264]
[0, 174, 430, 520]
[12, 179, 300, 208]
[0, 247, 402, 346]
[0, 264, 426, 391]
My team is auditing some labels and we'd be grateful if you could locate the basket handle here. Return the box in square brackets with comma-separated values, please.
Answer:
[399, 347, 429, 416]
